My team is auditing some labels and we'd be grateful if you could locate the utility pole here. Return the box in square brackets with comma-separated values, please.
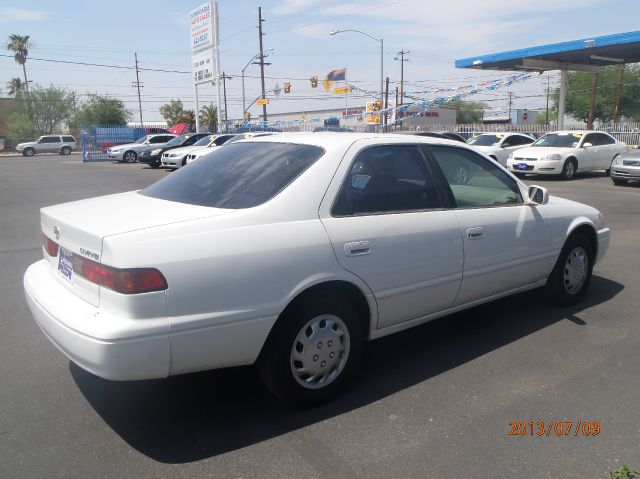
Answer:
[384, 76, 390, 133]
[394, 50, 409, 105]
[613, 64, 625, 124]
[220, 72, 233, 122]
[258, 7, 267, 122]
[132, 52, 144, 127]
[507, 92, 513, 123]
[587, 72, 598, 129]
[545, 74, 550, 125]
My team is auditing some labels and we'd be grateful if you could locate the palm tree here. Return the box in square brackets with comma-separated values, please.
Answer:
[7, 34, 31, 94]
[199, 103, 218, 132]
[7, 77, 25, 96]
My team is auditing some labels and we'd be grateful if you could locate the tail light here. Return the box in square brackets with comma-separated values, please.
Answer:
[72, 255, 167, 294]
[41, 232, 59, 257]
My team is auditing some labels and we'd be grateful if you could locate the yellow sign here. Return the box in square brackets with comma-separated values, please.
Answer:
[333, 86, 352, 94]
[256, 98, 269, 105]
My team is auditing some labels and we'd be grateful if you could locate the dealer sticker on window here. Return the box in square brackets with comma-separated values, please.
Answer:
[57, 247, 73, 282]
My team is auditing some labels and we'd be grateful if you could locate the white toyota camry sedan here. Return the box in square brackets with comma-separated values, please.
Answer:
[24, 133, 610, 405]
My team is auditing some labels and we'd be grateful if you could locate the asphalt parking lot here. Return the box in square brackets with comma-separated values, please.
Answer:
[1, 153, 638, 478]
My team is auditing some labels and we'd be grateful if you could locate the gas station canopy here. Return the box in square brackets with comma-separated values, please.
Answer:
[455, 30, 640, 128]
[456, 30, 640, 72]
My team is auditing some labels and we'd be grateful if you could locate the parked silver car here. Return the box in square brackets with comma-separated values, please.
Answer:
[610, 148, 640, 186]
[107, 134, 176, 163]
[16, 135, 77, 156]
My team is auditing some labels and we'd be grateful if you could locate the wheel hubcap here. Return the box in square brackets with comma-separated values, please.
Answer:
[565, 162, 575, 177]
[563, 246, 588, 294]
[290, 314, 350, 390]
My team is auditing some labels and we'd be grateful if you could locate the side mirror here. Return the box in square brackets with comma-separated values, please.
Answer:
[527, 185, 549, 205]
[582, 142, 593, 148]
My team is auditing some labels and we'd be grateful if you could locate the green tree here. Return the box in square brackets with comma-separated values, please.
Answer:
[7, 34, 31, 94]
[176, 109, 195, 128]
[199, 103, 218, 132]
[446, 99, 488, 124]
[74, 95, 130, 126]
[9, 86, 75, 135]
[557, 65, 640, 123]
[6, 77, 25, 96]
[159, 99, 186, 126]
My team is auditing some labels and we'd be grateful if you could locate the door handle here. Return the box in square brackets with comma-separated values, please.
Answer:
[466, 227, 484, 240]
[344, 241, 371, 257]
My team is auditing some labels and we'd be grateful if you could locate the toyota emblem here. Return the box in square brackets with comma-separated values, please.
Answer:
[53, 225, 60, 240]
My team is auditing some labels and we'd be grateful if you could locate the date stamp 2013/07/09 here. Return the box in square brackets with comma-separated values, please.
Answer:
[509, 420, 601, 437]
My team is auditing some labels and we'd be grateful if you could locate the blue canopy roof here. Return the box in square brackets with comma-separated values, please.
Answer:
[456, 30, 640, 71]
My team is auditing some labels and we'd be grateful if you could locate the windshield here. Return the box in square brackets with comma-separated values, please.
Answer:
[141, 142, 325, 208]
[193, 136, 214, 146]
[133, 136, 149, 144]
[467, 134, 503, 146]
[532, 133, 582, 148]
[165, 135, 188, 147]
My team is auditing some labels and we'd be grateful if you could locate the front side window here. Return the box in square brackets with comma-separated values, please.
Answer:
[332, 145, 441, 216]
[426, 145, 522, 208]
[507, 135, 534, 146]
[149, 136, 169, 144]
[142, 142, 324, 208]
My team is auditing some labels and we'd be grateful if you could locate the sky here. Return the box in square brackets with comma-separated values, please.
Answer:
[1, 0, 639, 123]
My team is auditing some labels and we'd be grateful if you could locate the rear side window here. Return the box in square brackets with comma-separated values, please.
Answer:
[62, 136, 76, 143]
[426, 145, 522, 208]
[332, 145, 441, 216]
[142, 142, 324, 208]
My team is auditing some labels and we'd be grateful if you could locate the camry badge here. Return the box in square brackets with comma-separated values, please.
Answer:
[53, 225, 60, 240]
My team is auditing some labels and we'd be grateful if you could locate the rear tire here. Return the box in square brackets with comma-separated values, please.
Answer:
[257, 294, 363, 406]
[560, 158, 577, 180]
[546, 233, 594, 306]
[60, 146, 71, 156]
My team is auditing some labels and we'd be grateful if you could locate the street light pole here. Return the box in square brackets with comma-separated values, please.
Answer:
[330, 29, 384, 130]
[241, 48, 274, 120]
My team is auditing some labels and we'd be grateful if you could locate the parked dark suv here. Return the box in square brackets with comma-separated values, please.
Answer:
[138, 133, 210, 168]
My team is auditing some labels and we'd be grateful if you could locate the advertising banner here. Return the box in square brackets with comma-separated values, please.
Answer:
[192, 48, 215, 85]
[189, 2, 216, 53]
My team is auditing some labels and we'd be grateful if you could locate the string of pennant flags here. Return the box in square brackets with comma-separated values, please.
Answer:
[223, 71, 533, 128]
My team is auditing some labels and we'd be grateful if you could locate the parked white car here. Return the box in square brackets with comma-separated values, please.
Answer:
[467, 132, 535, 165]
[24, 133, 610, 405]
[506, 130, 627, 179]
[107, 134, 176, 163]
[186, 132, 277, 164]
[16, 135, 77, 156]
[162, 134, 235, 169]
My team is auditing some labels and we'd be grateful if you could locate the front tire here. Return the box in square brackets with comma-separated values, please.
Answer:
[257, 294, 363, 406]
[149, 158, 161, 168]
[23, 148, 35, 157]
[546, 233, 594, 306]
[612, 177, 628, 186]
[560, 158, 577, 180]
[123, 151, 137, 163]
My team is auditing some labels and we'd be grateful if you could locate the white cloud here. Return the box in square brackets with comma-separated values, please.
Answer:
[0, 7, 50, 22]
[274, 0, 607, 53]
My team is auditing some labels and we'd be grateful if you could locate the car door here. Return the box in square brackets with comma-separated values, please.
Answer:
[320, 143, 464, 329]
[594, 133, 617, 169]
[579, 133, 601, 170]
[424, 144, 554, 305]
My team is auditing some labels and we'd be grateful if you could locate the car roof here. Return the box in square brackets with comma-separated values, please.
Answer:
[243, 131, 468, 149]
[545, 130, 601, 135]
[476, 132, 532, 136]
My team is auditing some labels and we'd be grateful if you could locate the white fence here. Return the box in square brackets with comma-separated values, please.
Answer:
[274, 122, 640, 145]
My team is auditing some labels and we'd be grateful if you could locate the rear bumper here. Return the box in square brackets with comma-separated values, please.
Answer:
[24, 260, 170, 380]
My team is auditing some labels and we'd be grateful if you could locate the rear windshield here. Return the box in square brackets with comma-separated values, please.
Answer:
[141, 142, 325, 208]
